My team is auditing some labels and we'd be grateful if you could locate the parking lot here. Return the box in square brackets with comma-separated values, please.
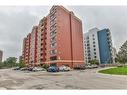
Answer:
[0, 67, 127, 89]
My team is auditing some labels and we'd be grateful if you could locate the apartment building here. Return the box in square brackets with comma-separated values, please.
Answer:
[29, 26, 38, 65]
[22, 6, 84, 68]
[84, 28, 100, 64]
[98, 29, 113, 64]
[84, 28, 113, 64]
[22, 33, 31, 64]
[0, 50, 3, 62]
[37, 17, 47, 65]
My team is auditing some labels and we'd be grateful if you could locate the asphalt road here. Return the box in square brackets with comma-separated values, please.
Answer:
[0, 67, 127, 89]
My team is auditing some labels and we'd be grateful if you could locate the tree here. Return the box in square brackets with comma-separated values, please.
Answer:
[90, 59, 99, 65]
[4, 57, 18, 68]
[18, 61, 26, 68]
[0, 62, 4, 69]
[41, 64, 49, 69]
[116, 41, 127, 64]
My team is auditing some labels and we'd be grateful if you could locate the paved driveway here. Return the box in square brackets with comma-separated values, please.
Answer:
[0, 67, 127, 89]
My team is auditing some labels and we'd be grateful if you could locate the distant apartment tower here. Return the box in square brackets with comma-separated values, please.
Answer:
[0, 50, 3, 62]
[22, 33, 31, 64]
[98, 29, 113, 64]
[84, 28, 113, 64]
[84, 28, 100, 64]
[22, 6, 84, 68]
[29, 26, 38, 65]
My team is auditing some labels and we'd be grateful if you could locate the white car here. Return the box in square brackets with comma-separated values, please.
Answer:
[32, 67, 46, 72]
[59, 65, 71, 71]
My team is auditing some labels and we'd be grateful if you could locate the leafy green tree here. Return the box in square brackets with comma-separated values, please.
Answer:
[0, 57, 19, 69]
[41, 64, 49, 69]
[18, 61, 26, 68]
[90, 59, 99, 65]
[0, 62, 4, 69]
[3, 57, 18, 68]
[116, 41, 127, 64]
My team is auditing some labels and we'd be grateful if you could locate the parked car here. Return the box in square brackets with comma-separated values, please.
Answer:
[99, 64, 106, 68]
[32, 67, 46, 72]
[74, 65, 85, 70]
[47, 66, 59, 72]
[91, 65, 98, 68]
[85, 65, 93, 69]
[117, 64, 123, 67]
[13, 67, 21, 70]
[59, 65, 71, 72]
[28, 67, 34, 71]
[20, 67, 28, 71]
[85, 64, 98, 69]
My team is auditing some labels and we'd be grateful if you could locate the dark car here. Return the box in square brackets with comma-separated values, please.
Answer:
[28, 67, 34, 71]
[13, 67, 21, 70]
[20, 67, 28, 71]
[47, 66, 59, 72]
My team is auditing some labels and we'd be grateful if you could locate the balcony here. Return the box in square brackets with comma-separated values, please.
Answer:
[50, 49, 57, 55]
[50, 42, 57, 48]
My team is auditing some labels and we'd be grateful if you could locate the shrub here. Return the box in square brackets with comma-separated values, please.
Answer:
[41, 64, 49, 69]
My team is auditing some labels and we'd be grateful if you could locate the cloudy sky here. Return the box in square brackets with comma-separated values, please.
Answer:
[0, 6, 127, 60]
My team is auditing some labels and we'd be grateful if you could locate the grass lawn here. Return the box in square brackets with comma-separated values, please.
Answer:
[99, 66, 127, 75]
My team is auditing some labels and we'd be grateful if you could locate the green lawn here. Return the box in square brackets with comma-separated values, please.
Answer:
[99, 66, 127, 75]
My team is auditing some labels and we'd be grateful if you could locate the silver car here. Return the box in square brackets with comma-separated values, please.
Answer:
[32, 67, 46, 72]
[59, 65, 71, 72]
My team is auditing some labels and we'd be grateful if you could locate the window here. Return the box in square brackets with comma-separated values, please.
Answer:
[88, 57, 91, 60]
[87, 47, 90, 50]
[88, 53, 91, 56]
[50, 36, 56, 42]
[94, 52, 96, 55]
[50, 56, 57, 60]
[40, 58, 43, 62]
[40, 48, 43, 51]
[50, 13, 56, 20]
[87, 44, 90, 46]
[50, 17, 56, 25]
[87, 41, 89, 43]
[88, 50, 90, 53]
[87, 37, 89, 39]
[41, 34, 43, 36]
[94, 49, 96, 51]
[40, 53, 43, 56]
[50, 23, 57, 30]
[50, 30, 56, 36]
[93, 45, 96, 47]
[50, 42, 57, 48]
[41, 28, 44, 32]
[50, 49, 57, 55]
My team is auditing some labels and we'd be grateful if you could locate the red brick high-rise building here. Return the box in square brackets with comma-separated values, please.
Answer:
[22, 6, 84, 68]
[22, 33, 31, 64]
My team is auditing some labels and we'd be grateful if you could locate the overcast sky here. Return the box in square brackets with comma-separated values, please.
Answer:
[0, 6, 127, 60]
